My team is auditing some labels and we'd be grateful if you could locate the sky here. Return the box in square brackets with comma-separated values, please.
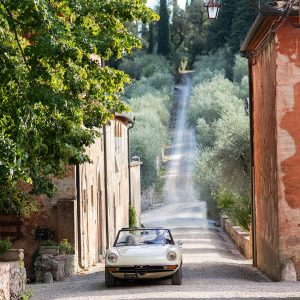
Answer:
[147, 0, 186, 9]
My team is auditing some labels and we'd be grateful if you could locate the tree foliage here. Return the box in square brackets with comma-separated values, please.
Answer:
[0, 0, 158, 216]
[147, 22, 155, 54]
[190, 54, 251, 230]
[121, 53, 173, 189]
[229, 0, 257, 53]
[157, 0, 172, 57]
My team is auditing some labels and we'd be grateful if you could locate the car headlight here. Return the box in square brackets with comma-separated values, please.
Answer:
[107, 252, 118, 263]
[167, 251, 177, 261]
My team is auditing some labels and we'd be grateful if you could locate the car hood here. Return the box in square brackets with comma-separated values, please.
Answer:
[116, 245, 172, 257]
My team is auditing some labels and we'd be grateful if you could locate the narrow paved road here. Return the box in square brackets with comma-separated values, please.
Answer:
[30, 75, 300, 300]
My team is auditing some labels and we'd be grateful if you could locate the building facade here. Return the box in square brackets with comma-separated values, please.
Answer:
[0, 116, 141, 273]
[242, 2, 300, 281]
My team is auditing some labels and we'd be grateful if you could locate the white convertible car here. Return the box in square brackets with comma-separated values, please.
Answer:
[105, 228, 183, 287]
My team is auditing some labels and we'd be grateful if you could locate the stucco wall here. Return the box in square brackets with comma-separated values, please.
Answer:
[1, 119, 141, 273]
[78, 131, 105, 268]
[105, 121, 130, 247]
[0, 169, 76, 271]
[275, 20, 300, 280]
[252, 37, 279, 280]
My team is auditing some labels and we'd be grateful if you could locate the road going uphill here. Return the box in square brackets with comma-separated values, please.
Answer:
[30, 74, 300, 300]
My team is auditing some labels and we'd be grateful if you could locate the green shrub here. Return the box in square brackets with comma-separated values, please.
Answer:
[125, 82, 160, 99]
[195, 118, 216, 148]
[215, 190, 251, 231]
[22, 289, 33, 300]
[59, 239, 75, 255]
[191, 52, 251, 229]
[0, 190, 39, 218]
[129, 205, 138, 228]
[189, 73, 241, 127]
[193, 47, 233, 79]
[122, 52, 174, 191]
[233, 55, 248, 84]
[130, 117, 167, 189]
[0, 238, 12, 254]
[120, 53, 173, 80]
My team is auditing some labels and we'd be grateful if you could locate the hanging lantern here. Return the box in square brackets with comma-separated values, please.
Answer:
[204, 0, 222, 20]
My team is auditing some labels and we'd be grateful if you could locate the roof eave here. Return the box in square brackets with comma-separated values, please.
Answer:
[241, 3, 299, 54]
[114, 113, 135, 125]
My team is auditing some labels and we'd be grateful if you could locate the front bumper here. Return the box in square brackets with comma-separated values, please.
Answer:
[106, 265, 179, 280]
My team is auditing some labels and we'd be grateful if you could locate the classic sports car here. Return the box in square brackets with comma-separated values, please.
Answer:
[105, 228, 183, 287]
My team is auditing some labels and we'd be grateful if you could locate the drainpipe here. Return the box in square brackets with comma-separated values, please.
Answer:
[127, 119, 135, 207]
[76, 164, 85, 269]
[248, 59, 257, 267]
[103, 125, 110, 249]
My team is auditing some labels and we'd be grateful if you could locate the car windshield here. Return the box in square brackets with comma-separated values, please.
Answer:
[115, 229, 173, 246]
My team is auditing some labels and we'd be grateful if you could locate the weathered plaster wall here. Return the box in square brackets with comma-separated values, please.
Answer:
[1, 169, 76, 272]
[105, 121, 130, 247]
[275, 20, 300, 280]
[1, 119, 141, 274]
[252, 37, 279, 280]
[78, 131, 105, 268]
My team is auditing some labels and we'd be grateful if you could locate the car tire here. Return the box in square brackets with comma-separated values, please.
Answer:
[105, 269, 116, 287]
[171, 266, 182, 285]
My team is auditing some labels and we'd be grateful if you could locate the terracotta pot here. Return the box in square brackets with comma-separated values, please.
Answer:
[39, 246, 59, 256]
[0, 249, 24, 261]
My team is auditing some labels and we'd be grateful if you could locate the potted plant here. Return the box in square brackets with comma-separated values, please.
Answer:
[58, 239, 75, 277]
[39, 240, 59, 256]
[0, 238, 24, 261]
[58, 239, 75, 255]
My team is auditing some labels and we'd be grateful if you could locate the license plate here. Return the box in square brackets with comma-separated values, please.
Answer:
[124, 274, 137, 279]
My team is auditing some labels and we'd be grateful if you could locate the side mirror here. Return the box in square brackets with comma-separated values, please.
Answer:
[178, 240, 183, 246]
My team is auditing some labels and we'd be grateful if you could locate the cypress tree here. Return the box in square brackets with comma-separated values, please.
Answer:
[206, 0, 236, 51]
[148, 22, 155, 54]
[157, 0, 172, 57]
[173, 0, 179, 23]
[230, 0, 257, 52]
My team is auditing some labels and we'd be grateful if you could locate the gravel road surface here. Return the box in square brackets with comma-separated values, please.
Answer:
[29, 75, 300, 300]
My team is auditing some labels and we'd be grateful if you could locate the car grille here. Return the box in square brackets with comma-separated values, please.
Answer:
[118, 266, 167, 275]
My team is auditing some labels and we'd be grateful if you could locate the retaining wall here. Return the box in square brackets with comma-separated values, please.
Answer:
[0, 261, 26, 300]
[221, 216, 252, 259]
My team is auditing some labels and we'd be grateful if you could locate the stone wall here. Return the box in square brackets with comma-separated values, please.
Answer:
[141, 186, 157, 211]
[35, 254, 75, 282]
[221, 216, 252, 259]
[0, 261, 26, 300]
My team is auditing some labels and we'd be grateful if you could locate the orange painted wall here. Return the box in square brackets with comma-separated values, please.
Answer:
[275, 20, 300, 280]
[252, 38, 280, 280]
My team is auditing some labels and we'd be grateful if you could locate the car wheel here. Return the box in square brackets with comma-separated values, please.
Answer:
[105, 268, 116, 287]
[171, 266, 182, 285]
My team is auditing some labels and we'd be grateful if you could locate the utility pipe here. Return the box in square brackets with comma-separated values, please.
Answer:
[103, 125, 110, 249]
[76, 164, 85, 269]
[127, 119, 135, 207]
[248, 60, 257, 267]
